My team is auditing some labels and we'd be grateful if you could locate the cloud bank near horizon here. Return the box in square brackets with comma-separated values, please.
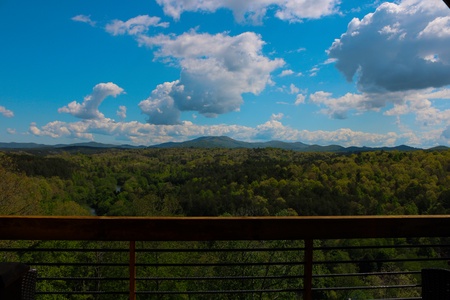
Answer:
[28, 82, 431, 147]
[30, 114, 423, 148]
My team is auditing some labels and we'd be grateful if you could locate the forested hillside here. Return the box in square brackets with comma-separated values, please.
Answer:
[2, 147, 450, 217]
[3, 148, 450, 299]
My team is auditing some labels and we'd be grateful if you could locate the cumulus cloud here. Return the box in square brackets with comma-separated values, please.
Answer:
[384, 88, 450, 127]
[253, 119, 409, 146]
[105, 21, 284, 124]
[0, 106, 14, 118]
[58, 82, 124, 120]
[155, 0, 340, 23]
[105, 15, 169, 36]
[30, 115, 416, 147]
[300, 128, 400, 147]
[71, 15, 96, 27]
[328, 0, 450, 93]
[419, 16, 450, 39]
[309, 91, 390, 119]
[280, 69, 294, 77]
[138, 31, 284, 124]
[294, 94, 306, 105]
[309, 87, 450, 142]
[29, 121, 94, 140]
[308, 88, 448, 119]
[289, 84, 300, 94]
[139, 81, 182, 125]
[271, 113, 284, 121]
[274, 0, 341, 23]
[441, 126, 450, 139]
[117, 106, 127, 119]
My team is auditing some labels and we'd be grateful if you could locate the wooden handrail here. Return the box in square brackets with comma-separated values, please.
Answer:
[2, 215, 450, 300]
[1, 215, 450, 241]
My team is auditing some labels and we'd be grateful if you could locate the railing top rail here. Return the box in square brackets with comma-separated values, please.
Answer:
[1, 215, 450, 241]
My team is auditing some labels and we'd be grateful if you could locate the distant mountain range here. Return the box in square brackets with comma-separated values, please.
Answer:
[1, 136, 446, 153]
[0, 141, 143, 154]
[0, 141, 140, 149]
[149, 136, 428, 152]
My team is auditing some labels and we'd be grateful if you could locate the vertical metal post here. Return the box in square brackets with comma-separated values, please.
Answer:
[129, 240, 136, 300]
[303, 239, 313, 300]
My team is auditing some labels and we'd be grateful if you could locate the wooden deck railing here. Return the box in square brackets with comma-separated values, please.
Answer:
[3, 215, 450, 241]
[2, 215, 450, 299]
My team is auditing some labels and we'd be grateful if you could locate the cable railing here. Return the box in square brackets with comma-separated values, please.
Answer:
[2, 240, 306, 299]
[1, 216, 450, 299]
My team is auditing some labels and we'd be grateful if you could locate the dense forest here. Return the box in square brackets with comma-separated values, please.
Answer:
[2, 147, 450, 299]
[2, 147, 450, 217]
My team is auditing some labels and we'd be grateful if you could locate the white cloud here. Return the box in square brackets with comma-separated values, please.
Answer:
[155, 0, 340, 23]
[294, 94, 306, 105]
[280, 69, 294, 77]
[117, 106, 127, 119]
[289, 47, 307, 53]
[106, 23, 284, 124]
[105, 15, 169, 36]
[309, 90, 392, 119]
[274, 0, 341, 23]
[419, 16, 450, 39]
[58, 82, 124, 120]
[138, 31, 284, 124]
[139, 81, 182, 125]
[324, 58, 337, 64]
[441, 126, 450, 139]
[309, 87, 450, 139]
[271, 113, 284, 121]
[384, 88, 450, 127]
[0, 106, 14, 118]
[30, 116, 414, 147]
[289, 83, 300, 94]
[255, 119, 289, 140]
[328, 0, 450, 93]
[300, 128, 400, 147]
[29, 121, 93, 140]
[289, 84, 299, 94]
[29, 118, 254, 145]
[71, 15, 96, 27]
[6, 128, 16, 134]
[309, 67, 319, 77]
[253, 120, 408, 147]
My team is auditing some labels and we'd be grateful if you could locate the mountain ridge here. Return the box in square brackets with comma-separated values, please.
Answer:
[149, 136, 426, 152]
[0, 136, 446, 153]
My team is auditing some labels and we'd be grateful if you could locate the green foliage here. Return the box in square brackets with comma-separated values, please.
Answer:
[0, 154, 42, 215]
[4, 147, 450, 217]
[3, 148, 450, 298]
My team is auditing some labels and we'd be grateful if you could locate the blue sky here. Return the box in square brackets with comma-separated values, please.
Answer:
[1, 0, 450, 147]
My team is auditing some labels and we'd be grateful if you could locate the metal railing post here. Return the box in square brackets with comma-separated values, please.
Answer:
[303, 239, 313, 300]
[129, 240, 136, 300]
